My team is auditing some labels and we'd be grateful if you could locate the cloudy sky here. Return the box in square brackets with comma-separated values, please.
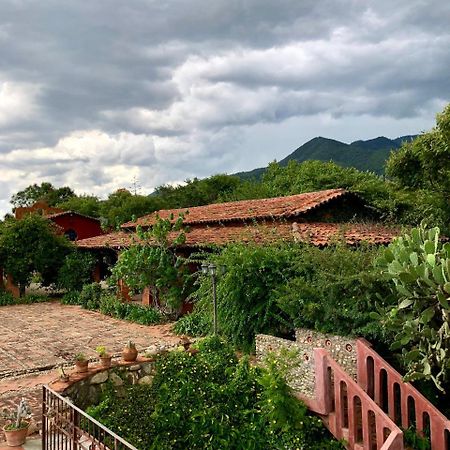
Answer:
[0, 0, 449, 216]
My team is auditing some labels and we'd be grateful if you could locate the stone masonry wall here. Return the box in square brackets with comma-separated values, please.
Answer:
[256, 329, 357, 399]
[52, 358, 157, 410]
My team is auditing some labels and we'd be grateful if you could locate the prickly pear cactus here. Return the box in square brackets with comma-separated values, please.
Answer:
[376, 224, 450, 391]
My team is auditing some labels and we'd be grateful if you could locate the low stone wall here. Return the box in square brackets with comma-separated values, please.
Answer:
[256, 329, 357, 399]
[50, 357, 157, 409]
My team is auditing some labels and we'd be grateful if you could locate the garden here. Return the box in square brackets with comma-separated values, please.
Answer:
[1, 107, 449, 448]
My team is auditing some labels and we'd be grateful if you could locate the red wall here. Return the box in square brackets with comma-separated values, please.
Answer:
[51, 214, 103, 240]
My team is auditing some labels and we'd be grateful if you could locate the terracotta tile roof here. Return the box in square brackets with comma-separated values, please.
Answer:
[45, 210, 101, 222]
[77, 222, 397, 250]
[121, 188, 353, 229]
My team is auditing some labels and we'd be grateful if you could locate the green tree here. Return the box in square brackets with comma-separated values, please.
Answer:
[57, 195, 102, 218]
[110, 215, 190, 310]
[385, 104, 450, 231]
[10, 182, 75, 207]
[154, 174, 242, 208]
[100, 189, 163, 228]
[0, 215, 71, 295]
[57, 250, 97, 292]
[386, 104, 450, 193]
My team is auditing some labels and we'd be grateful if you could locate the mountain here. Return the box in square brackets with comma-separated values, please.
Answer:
[235, 135, 417, 180]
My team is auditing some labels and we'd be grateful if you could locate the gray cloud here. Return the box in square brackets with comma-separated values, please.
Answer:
[0, 0, 449, 216]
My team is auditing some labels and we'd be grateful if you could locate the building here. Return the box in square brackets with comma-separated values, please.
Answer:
[76, 188, 398, 305]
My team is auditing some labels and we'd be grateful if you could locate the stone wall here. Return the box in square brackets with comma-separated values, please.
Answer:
[51, 357, 157, 410]
[256, 329, 357, 399]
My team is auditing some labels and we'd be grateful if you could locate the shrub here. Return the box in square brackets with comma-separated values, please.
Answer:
[172, 310, 210, 336]
[61, 291, 81, 305]
[124, 303, 163, 325]
[79, 282, 103, 310]
[57, 251, 97, 292]
[0, 291, 15, 306]
[89, 336, 342, 449]
[0, 291, 50, 306]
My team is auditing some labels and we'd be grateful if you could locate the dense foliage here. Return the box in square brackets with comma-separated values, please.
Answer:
[182, 241, 391, 348]
[375, 225, 450, 392]
[88, 337, 342, 450]
[111, 216, 191, 311]
[62, 283, 163, 325]
[0, 215, 71, 295]
[56, 250, 97, 292]
[0, 290, 49, 306]
[10, 182, 75, 208]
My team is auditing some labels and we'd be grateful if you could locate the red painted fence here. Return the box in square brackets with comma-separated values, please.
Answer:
[303, 348, 404, 450]
[357, 339, 450, 450]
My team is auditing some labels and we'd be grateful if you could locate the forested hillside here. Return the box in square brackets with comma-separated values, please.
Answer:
[235, 135, 416, 180]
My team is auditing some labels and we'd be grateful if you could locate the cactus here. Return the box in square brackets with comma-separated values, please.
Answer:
[1, 398, 32, 430]
[375, 224, 450, 391]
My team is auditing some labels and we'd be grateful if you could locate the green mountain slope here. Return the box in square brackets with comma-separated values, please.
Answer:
[235, 135, 417, 179]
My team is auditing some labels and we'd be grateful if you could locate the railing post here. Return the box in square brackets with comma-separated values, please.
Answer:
[73, 407, 79, 450]
[313, 349, 331, 415]
[42, 386, 47, 450]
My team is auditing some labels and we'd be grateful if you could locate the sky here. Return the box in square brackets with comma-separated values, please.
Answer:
[0, 0, 449, 217]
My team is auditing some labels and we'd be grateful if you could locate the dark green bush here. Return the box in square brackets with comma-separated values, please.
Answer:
[57, 251, 97, 292]
[61, 291, 82, 305]
[124, 303, 163, 325]
[0, 290, 15, 306]
[0, 291, 50, 306]
[172, 310, 211, 336]
[89, 336, 342, 450]
[79, 282, 103, 309]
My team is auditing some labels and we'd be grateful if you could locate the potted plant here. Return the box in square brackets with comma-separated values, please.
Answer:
[122, 340, 138, 362]
[74, 353, 89, 373]
[96, 346, 112, 368]
[1, 399, 32, 447]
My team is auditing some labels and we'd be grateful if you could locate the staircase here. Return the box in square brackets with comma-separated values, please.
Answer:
[299, 339, 450, 450]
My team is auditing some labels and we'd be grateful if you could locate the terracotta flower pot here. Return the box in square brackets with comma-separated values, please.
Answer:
[75, 360, 89, 373]
[122, 346, 138, 362]
[3, 425, 29, 447]
[100, 356, 112, 368]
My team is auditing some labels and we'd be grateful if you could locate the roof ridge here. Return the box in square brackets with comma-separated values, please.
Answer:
[121, 188, 349, 229]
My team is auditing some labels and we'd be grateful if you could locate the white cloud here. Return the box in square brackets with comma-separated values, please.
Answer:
[0, 80, 41, 126]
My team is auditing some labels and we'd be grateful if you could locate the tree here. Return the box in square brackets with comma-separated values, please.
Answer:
[110, 215, 190, 311]
[100, 189, 164, 229]
[386, 103, 450, 193]
[10, 182, 75, 208]
[57, 250, 97, 292]
[153, 174, 242, 209]
[0, 215, 71, 295]
[57, 195, 102, 218]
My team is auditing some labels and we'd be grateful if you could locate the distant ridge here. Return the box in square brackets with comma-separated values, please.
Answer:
[235, 135, 417, 180]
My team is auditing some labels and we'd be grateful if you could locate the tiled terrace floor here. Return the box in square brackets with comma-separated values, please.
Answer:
[0, 302, 180, 442]
[0, 302, 179, 377]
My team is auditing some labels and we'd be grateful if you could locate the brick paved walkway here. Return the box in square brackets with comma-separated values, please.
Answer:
[0, 302, 180, 443]
[0, 302, 179, 376]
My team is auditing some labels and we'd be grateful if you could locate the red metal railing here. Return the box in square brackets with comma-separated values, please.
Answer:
[303, 348, 404, 450]
[357, 339, 450, 450]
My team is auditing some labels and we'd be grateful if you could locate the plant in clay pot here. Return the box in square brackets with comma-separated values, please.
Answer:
[1, 398, 32, 447]
[96, 346, 112, 368]
[122, 340, 138, 362]
[74, 353, 89, 373]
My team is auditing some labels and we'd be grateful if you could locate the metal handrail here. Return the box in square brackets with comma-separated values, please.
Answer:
[42, 385, 139, 450]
